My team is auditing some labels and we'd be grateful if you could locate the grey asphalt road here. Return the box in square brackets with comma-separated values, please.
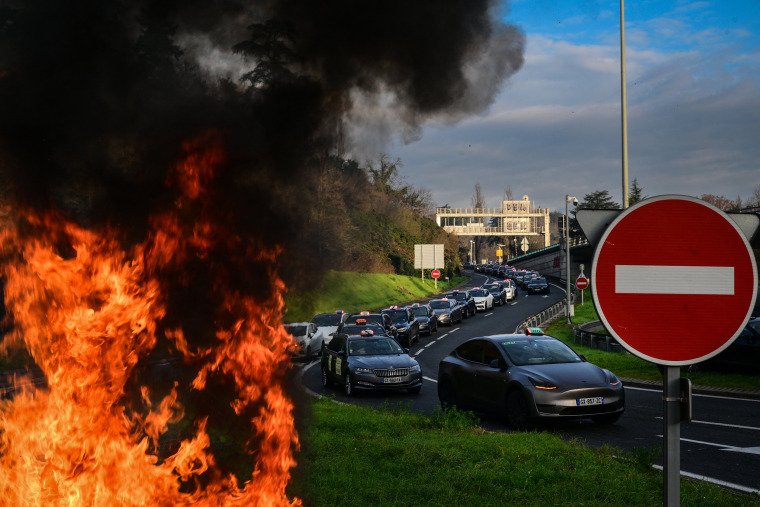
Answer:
[299, 272, 760, 495]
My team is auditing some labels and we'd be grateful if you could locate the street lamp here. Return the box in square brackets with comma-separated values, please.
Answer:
[470, 239, 475, 264]
[565, 195, 578, 323]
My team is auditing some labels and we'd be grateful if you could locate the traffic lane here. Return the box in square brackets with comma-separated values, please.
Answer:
[299, 286, 565, 413]
[546, 387, 760, 494]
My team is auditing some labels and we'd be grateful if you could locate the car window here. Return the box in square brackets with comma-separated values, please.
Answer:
[310, 313, 341, 326]
[411, 307, 429, 317]
[747, 321, 760, 335]
[429, 300, 448, 310]
[456, 340, 483, 363]
[470, 289, 488, 297]
[348, 338, 403, 356]
[499, 338, 582, 365]
[385, 310, 409, 324]
[284, 325, 307, 336]
[483, 341, 502, 365]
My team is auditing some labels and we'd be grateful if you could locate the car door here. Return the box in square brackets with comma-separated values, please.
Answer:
[471, 341, 509, 410]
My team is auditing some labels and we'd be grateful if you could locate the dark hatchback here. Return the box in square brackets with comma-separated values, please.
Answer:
[429, 298, 463, 326]
[437, 330, 625, 429]
[380, 306, 420, 347]
[527, 277, 550, 295]
[321, 331, 422, 396]
[446, 290, 476, 318]
[407, 303, 438, 336]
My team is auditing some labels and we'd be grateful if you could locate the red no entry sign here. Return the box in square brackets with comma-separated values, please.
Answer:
[576, 276, 589, 290]
[592, 195, 757, 365]
[431, 269, 441, 279]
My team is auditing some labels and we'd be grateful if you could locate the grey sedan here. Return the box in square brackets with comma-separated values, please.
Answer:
[437, 329, 625, 429]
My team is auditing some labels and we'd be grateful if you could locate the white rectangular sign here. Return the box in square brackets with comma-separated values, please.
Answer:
[615, 265, 734, 295]
[414, 244, 444, 270]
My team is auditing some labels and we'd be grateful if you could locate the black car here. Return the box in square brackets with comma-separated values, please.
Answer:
[437, 329, 625, 429]
[446, 290, 476, 318]
[380, 306, 420, 347]
[482, 282, 507, 305]
[341, 312, 397, 339]
[407, 303, 438, 336]
[428, 298, 463, 326]
[321, 331, 423, 396]
[527, 277, 550, 295]
[338, 322, 390, 338]
[698, 317, 760, 372]
[521, 273, 539, 290]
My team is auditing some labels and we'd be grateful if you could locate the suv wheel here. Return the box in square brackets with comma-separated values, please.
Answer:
[344, 373, 353, 396]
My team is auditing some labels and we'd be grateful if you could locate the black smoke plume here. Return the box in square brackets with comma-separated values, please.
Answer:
[0, 0, 523, 484]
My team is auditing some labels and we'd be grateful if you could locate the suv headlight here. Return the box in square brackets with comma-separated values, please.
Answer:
[409, 364, 421, 373]
[356, 367, 373, 374]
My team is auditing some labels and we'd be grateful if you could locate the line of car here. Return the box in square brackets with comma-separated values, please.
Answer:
[288, 268, 626, 429]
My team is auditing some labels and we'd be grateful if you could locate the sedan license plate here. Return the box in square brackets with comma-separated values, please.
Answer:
[577, 397, 603, 406]
[383, 377, 403, 384]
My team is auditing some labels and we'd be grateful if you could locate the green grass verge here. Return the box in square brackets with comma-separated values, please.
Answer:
[546, 289, 760, 391]
[287, 398, 759, 506]
[284, 270, 464, 322]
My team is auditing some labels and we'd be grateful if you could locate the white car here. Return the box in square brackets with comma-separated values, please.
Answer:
[284, 322, 325, 358]
[502, 280, 517, 301]
[309, 311, 349, 341]
[469, 288, 494, 311]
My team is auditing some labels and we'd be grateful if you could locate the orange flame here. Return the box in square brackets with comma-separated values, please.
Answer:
[0, 132, 301, 506]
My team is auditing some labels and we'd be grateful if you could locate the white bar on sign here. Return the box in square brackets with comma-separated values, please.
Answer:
[615, 265, 734, 295]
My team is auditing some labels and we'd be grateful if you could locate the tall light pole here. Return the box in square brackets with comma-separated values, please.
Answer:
[470, 239, 475, 264]
[565, 195, 578, 323]
[620, 0, 629, 208]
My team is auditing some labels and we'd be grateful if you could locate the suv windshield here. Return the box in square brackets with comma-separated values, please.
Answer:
[384, 310, 409, 325]
[410, 307, 428, 317]
[348, 338, 404, 356]
[469, 289, 488, 297]
[429, 300, 450, 310]
[499, 338, 582, 366]
[310, 313, 341, 326]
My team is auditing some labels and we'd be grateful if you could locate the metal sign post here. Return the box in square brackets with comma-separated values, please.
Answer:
[584, 195, 758, 507]
[663, 366, 680, 506]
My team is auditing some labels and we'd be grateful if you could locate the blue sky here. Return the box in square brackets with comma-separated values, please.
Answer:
[387, 0, 760, 213]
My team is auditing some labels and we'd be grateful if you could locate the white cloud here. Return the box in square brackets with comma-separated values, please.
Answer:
[389, 21, 760, 213]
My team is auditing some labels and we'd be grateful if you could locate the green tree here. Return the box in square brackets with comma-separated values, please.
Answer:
[629, 178, 646, 205]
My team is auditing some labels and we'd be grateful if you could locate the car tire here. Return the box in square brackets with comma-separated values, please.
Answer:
[408, 385, 422, 395]
[344, 373, 353, 397]
[321, 366, 331, 388]
[506, 390, 531, 430]
[438, 380, 457, 409]
[591, 412, 623, 425]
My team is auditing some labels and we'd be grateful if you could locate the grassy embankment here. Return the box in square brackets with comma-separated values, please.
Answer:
[288, 397, 758, 506]
[283, 270, 464, 322]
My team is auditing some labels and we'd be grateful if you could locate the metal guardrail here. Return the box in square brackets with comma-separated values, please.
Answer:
[514, 298, 568, 333]
[572, 321, 626, 353]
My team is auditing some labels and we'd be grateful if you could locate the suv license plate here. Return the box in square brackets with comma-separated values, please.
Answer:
[577, 397, 603, 406]
[383, 377, 403, 384]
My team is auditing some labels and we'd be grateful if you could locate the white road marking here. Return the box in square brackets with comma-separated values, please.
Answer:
[423, 376, 437, 383]
[615, 265, 734, 294]
[656, 435, 760, 455]
[651, 465, 759, 495]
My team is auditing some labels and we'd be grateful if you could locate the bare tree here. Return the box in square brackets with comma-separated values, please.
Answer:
[471, 182, 487, 210]
[504, 186, 514, 202]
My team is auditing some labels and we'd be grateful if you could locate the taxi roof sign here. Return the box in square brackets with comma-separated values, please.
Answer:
[524, 327, 544, 336]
